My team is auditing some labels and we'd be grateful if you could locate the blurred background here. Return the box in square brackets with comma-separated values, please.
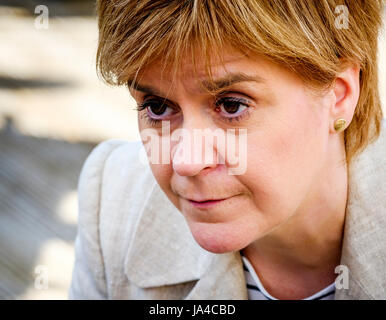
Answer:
[0, 0, 385, 300]
[0, 0, 139, 300]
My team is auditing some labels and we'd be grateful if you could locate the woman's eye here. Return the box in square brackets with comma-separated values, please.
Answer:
[148, 103, 167, 116]
[139, 100, 174, 118]
[136, 98, 177, 126]
[215, 97, 249, 118]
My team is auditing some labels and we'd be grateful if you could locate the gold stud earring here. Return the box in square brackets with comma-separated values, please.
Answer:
[334, 118, 346, 133]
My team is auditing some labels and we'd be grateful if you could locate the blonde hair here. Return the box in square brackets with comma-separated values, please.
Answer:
[96, 0, 384, 166]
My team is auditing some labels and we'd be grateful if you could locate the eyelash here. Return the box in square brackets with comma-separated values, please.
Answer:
[135, 95, 251, 126]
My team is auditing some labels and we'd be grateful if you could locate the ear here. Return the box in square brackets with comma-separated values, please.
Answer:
[329, 64, 360, 134]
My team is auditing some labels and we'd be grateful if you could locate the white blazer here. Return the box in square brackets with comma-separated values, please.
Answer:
[69, 120, 386, 300]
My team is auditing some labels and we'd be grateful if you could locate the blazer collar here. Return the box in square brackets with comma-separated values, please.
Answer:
[336, 120, 386, 299]
[124, 180, 211, 287]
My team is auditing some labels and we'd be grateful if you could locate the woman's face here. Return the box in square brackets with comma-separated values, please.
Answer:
[131, 50, 335, 253]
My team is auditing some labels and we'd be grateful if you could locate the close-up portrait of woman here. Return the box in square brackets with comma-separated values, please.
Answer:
[69, 0, 386, 300]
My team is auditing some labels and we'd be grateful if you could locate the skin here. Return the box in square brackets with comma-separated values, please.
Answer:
[130, 49, 360, 299]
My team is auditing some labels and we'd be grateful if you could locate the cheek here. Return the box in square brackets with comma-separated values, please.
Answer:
[139, 121, 176, 203]
[149, 163, 177, 201]
[242, 98, 328, 221]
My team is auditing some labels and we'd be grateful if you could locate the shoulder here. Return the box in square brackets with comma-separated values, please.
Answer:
[346, 119, 386, 224]
[72, 139, 160, 298]
[79, 139, 144, 183]
[78, 139, 152, 206]
[339, 119, 386, 299]
[71, 139, 148, 299]
[78, 138, 156, 231]
[350, 118, 386, 170]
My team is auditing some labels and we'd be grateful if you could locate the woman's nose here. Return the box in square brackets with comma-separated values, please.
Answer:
[171, 130, 219, 176]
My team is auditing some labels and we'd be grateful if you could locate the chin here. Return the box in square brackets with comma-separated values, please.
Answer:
[188, 220, 253, 254]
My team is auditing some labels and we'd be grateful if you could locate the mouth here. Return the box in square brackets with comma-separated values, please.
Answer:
[186, 197, 229, 208]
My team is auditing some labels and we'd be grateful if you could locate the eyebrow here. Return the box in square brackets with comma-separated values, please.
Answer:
[127, 80, 162, 96]
[200, 72, 265, 92]
[128, 72, 265, 96]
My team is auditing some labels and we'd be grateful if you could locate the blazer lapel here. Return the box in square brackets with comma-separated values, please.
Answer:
[124, 180, 213, 288]
[184, 251, 248, 300]
[336, 121, 386, 299]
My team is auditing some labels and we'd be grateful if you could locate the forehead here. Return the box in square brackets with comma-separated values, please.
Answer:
[130, 48, 303, 97]
[132, 49, 271, 91]
[141, 48, 248, 78]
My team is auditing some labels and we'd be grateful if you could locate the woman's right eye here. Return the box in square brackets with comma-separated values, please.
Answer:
[147, 101, 167, 116]
[136, 99, 176, 123]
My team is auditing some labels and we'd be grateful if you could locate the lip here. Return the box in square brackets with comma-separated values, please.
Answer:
[187, 197, 229, 208]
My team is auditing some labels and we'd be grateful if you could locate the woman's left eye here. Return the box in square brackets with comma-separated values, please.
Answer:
[214, 97, 250, 120]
